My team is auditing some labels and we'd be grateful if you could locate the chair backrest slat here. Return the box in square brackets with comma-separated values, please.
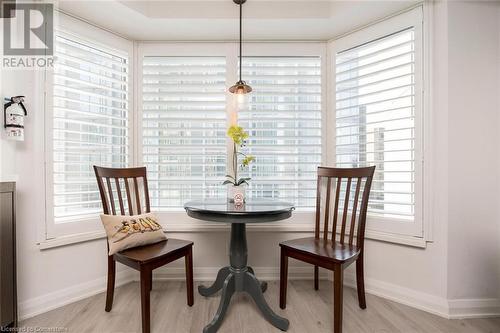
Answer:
[96, 174, 109, 214]
[315, 166, 375, 248]
[133, 177, 142, 215]
[331, 177, 341, 242]
[115, 178, 125, 215]
[314, 176, 321, 239]
[94, 166, 149, 217]
[106, 177, 116, 215]
[143, 176, 151, 213]
[357, 176, 374, 249]
[124, 178, 134, 215]
[323, 177, 332, 241]
[349, 177, 362, 245]
[339, 178, 351, 244]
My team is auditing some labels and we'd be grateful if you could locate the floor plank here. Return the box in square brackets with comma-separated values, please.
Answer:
[20, 280, 500, 333]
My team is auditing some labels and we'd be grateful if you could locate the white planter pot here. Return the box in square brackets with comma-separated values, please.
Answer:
[228, 185, 246, 204]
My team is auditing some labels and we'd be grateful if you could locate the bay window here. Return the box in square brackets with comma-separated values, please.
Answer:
[45, 8, 426, 244]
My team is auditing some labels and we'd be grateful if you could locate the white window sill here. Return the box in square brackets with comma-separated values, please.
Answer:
[38, 211, 428, 250]
[38, 230, 107, 250]
[364, 230, 427, 248]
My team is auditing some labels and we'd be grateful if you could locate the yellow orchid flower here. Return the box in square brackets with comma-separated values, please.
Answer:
[242, 155, 255, 167]
[227, 125, 249, 145]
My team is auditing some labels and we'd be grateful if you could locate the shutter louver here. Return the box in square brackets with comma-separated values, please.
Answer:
[142, 57, 227, 209]
[53, 35, 129, 222]
[239, 57, 322, 209]
[335, 28, 416, 220]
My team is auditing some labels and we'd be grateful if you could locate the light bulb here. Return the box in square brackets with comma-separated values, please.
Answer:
[237, 93, 245, 105]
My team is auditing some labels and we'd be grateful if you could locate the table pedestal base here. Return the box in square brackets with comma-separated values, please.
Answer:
[198, 224, 289, 333]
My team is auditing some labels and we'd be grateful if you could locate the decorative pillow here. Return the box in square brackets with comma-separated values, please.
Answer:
[100, 212, 167, 255]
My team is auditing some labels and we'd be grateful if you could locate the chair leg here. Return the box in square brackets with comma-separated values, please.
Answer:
[333, 264, 344, 333]
[314, 265, 319, 290]
[185, 246, 194, 306]
[279, 248, 288, 309]
[105, 256, 116, 312]
[356, 255, 366, 309]
[149, 272, 153, 291]
[140, 268, 152, 333]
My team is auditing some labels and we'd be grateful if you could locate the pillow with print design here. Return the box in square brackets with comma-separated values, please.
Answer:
[100, 212, 167, 255]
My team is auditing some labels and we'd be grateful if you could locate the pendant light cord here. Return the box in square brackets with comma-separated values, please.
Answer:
[239, 2, 242, 82]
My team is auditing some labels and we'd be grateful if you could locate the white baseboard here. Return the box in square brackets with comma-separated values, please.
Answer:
[447, 298, 500, 319]
[343, 272, 500, 319]
[343, 272, 450, 318]
[18, 269, 135, 322]
[18, 266, 500, 322]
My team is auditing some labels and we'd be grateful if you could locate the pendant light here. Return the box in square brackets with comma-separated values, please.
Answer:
[229, 0, 252, 94]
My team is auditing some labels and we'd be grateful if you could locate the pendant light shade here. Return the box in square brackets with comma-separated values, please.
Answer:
[229, 80, 252, 94]
[230, 0, 252, 95]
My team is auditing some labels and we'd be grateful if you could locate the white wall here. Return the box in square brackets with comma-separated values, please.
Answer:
[4, 0, 500, 322]
[0, 16, 19, 181]
[446, 0, 500, 301]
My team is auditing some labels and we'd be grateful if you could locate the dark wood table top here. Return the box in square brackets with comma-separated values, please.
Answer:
[184, 198, 295, 223]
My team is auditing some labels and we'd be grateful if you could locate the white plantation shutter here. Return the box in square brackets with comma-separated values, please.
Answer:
[239, 57, 322, 208]
[52, 34, 129, 223]
[334, 28, 417, 220]
[142, 57, 227, 209]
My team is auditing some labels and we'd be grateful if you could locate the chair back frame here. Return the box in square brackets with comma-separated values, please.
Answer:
[314, 166, 375, 250]
[93, 166, 151, 216]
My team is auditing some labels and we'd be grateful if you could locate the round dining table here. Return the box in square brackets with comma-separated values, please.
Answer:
[184, 198, 295, 333]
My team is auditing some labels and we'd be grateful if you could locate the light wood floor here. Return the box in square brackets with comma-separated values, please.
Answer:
[21, 280, 500, 333]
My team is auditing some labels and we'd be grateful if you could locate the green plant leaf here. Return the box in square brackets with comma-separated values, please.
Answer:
[222, 180, 234, 185]
[236, 177, 251, 186]
[225, 174, 235, 180]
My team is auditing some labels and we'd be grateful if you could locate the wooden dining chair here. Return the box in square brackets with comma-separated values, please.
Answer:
[279, 166, 375, 333]
[94, 166, 194, 333]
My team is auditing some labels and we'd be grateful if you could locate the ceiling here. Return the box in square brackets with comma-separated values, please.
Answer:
[56, 0, 420, 41]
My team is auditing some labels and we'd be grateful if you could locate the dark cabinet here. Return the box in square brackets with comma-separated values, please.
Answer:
[0, 182, 16, 331]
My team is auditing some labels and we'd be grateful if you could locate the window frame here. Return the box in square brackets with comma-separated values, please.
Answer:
[327, 7, 424, 237]
[44, 14, 134, 240]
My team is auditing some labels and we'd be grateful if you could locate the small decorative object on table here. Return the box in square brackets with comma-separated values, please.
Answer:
[223, 125, 255, 203]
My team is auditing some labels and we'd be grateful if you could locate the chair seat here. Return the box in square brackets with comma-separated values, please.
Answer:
[116, 238, 193, 264]
[280, 237, 360, 263]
